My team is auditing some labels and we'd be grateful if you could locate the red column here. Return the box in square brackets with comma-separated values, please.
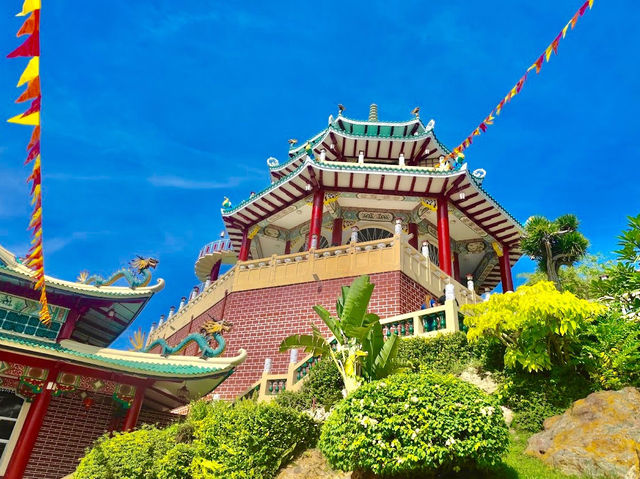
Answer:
[284, 240, 291, 255]
[437, 196, 452, 275]
[210, 259, 222, 281]
[4, 368, 57, 479]
[238, 229, 251, 261]
[408, 222, 419, 250]
[500, 244, 514, 292]
[308, 189, 324, 250]
[331, 218, 343, 246]
[453, 252, 461, 283]
[57, 310, 82, 341]
[122, 385, 145, 432]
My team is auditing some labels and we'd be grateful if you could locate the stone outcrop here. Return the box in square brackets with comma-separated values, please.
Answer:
[458, 366, 513, 425]
[526, 387, 640, 479]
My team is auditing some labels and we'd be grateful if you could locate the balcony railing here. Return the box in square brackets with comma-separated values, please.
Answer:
[198, 238, 234, 259]
[150, 234, 478, 342]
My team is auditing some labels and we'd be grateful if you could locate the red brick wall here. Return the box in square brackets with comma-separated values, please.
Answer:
[163, 271, 432, 399]
[23, 394, 179, 479]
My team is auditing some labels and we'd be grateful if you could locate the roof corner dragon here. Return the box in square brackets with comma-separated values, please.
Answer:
[77, 256, 158, 289]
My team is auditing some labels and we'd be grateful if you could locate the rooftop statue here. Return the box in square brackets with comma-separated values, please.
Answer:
[77, 256, 159, 289]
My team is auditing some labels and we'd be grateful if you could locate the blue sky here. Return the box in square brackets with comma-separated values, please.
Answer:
[1, 1, 638, 349]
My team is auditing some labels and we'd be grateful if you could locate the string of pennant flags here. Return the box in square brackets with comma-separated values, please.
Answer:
[448, 0, 595, 160]
[7, 0, 50, 324]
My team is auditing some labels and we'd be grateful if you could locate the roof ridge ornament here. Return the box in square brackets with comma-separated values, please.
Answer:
[368, 104, 378, 122]
[266, 157, 279, 167]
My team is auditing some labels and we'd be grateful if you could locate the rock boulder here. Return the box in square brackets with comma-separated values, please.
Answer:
[526, 387, 640, 478]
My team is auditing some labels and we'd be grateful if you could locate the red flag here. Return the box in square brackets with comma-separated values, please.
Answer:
[479, 122, 487, 132]
[578, 1, 589, 16]
[27, 125, 41, 150]
[25, 142, 40, 164]
[7, 31, 39, 58]
[16, 77, 40, 103]
[22, 96, 41, 117]
[17, 11, 39, 37]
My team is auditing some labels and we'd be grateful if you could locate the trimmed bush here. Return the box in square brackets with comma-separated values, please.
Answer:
[74, 425, 174, 479]
[190, 400, 318, 479]
[398, 332, 475, 375]
[319, 372, 509, 476]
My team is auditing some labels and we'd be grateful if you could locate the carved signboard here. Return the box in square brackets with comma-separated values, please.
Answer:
[357, 211, 394, 222]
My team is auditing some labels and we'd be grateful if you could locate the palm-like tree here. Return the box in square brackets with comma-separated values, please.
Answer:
[521, 214, 588, 290]
[279, 275, 405, 395]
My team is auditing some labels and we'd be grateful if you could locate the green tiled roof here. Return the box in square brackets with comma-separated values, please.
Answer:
[0, 332, 225, 377]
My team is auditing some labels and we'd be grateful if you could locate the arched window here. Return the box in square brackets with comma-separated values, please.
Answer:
[357, 228, 393, 243]
[298, 236, 329, 252]
[0, 391, 24, 462]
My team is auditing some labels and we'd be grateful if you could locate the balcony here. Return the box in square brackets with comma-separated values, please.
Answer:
[151, 234, 479, 343]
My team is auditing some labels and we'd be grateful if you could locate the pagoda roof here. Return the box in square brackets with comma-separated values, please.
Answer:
[0, 331, 246, 410]
[269, 113, 449, 181]
[0, 245, 164, 347]
[221, 155, 523, 291]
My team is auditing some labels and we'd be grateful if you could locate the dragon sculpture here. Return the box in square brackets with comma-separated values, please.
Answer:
[130, 317, 232, 359]
[78, 256, 158, 289]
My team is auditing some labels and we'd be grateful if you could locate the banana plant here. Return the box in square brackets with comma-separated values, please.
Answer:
[279, 275, 407, 394]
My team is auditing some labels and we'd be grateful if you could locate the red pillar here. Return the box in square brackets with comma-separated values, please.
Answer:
[408, 222, 419, 250]
[122, 385, 145, 432]
[308, 189, 324, 250]
[57, 310, 82, 341]
[284, 240, 291, 255]
[500, 244, 514, 292]
[210, 259, 222, 281]
[331, 218, 343, 246]
[453, 252, 461, 283]
[437, 196, 452, 275]
[238, 229, 251, 261]
[4, 368, 57, 479]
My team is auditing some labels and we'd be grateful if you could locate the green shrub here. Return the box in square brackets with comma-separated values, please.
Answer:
[319, 372, 509, 476]
[273, 390, 312, 411]
[302, 356, 343, 409]
[497, 366, 593, 432]
[191, 399, 319, 479]
[155, 443, 195, 479]
[577, 312, 640, 389]
[74, 425, 174, 479]
[398, 332, 475, 375]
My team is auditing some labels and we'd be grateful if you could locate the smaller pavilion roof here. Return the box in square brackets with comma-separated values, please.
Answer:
[0, 245, 164, 347]
[0, 331, 247, 410]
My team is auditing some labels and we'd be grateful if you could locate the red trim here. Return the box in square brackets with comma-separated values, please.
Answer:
[210, 259, 222, 282]
[500, 244, 514, 292]
[239, 229, 251, 262]
[122, 384, 146, 431]
[284, 240, 291, 255]
[437, 196, 452, 276]
[5, 367, 58, 479]
[332, 218, 343, 246]
[408, 222, 418, 250]
[308, 189, 324, 249]
[453, 252, 461, 283]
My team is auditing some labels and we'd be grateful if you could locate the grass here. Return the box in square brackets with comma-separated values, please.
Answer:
[489, 430, 582, 479]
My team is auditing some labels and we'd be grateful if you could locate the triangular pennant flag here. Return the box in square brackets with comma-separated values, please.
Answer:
[562, 23, 569, 39]
[16, 77, 40, 103]
[16, 0, 40, 17]
[570, 12, 579, 29]
[589, 0, 594, 8]
[534, 55, 544, 73]
[479, 122, 487, 132]
[545, 45, 554, 62]
[25, 142, 40, 164]
[7, 31, 39, 58]
[27, 125, 40, 150]
[22, 96, 41, 117]
[17, 57, 39, 86]
[8, 111, 39, 126]
[17, 10, 39, 37]
[578, 1, 589, 16]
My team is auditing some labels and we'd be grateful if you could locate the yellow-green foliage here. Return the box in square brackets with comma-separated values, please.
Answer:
[462, 281, 605, 372]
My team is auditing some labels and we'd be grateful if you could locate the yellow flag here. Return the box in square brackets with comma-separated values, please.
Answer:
[16, 0, 40, 16]
[7, 111, 39, 125]
[17, 57, 39, 87]
[589, 0, 594, 7]
[545, 45, 554, 62]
